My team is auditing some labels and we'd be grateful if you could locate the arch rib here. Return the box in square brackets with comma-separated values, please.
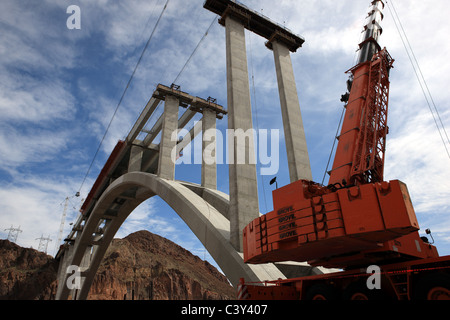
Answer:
[56, 172, 285, 300]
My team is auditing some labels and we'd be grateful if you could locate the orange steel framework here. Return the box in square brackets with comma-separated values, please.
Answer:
[330, 49, 394, 186]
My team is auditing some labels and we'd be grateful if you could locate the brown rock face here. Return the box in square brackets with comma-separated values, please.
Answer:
[0, 239, 58, 300]
[0, 230, 235, 300]
[88, 230, 235, 300]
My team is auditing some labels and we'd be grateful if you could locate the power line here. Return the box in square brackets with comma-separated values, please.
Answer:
[172, 15, 218, 85]
[386, 0, 450, 159]
[78, 0, 171, 194]
[134, 0, 164, 53]
[129, 15, 219, 156]
[322, 106, 346, 186]
[248, 31, 269, 213]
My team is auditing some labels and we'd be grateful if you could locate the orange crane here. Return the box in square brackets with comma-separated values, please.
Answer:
[241, 0, 450, 300]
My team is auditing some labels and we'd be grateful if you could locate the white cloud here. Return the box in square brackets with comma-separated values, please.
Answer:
[385, 110, 450, 212]
[0, 126, 71, 169]
[0, 74, 75, 124]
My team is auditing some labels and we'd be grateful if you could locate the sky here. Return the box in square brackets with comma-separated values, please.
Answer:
[0, 0, 449, 274]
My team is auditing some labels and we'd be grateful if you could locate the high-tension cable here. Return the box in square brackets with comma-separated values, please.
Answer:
[77, 0, 171, 194]
[173, 15, 218, 84]
[248, 31, 269, 213]
[386, 0, 450, 159]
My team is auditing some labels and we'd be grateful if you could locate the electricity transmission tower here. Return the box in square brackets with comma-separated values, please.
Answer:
[36, 235, 52, 253]
[4, 225, 22, 243]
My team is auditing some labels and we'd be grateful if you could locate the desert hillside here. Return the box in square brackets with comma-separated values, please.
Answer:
[0, 230, 235, 300]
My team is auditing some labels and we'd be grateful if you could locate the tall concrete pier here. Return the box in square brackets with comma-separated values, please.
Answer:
[268, 37, 312, 182]
[204, 0, 311, 250]
[224, 13, 260, 252]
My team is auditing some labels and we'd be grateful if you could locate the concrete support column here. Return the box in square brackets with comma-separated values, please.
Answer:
[75, 245, 92, 300]
[79, 245, 92, 269]
[202, 109, 217, 189]
[55, 244, 75, 300]
[272, 39, 312, 182]
[225, 15, 260, 252]
[128, 145, 144, 172]
[157, 95, 179, 180]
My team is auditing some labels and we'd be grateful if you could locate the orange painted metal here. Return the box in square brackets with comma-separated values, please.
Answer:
[329, 49, 394, 186]
[329, 62, 371, 186]
[238, 255, 450, 300]
[243, 180, 431, 268]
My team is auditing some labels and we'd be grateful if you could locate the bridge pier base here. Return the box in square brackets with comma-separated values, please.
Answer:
[224, 15, 260, 252]
[55, 243, 75, 299]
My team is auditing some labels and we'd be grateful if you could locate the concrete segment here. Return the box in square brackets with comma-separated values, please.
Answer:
[126, 97, 160, 143]
[142, 107, 196, 147]
[128, 145, 143, 172]
[202, 108, 217, 189]
[157, 95, 179, 180]
[55, 243, 75, 299]
[272, 39, 312, 182]
[225, 15, 260, 252]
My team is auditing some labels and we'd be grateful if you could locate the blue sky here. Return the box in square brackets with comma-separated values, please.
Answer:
[1, 0, 449, 273]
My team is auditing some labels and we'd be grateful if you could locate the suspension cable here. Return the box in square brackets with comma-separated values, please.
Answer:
[127, 14, 218, 144]
[321, 106, 346, 186]
[248, 31, 269, 212]
[386, 0, 450, 159]
[78, 0, 171, 194]
[173, 15, 218, 84]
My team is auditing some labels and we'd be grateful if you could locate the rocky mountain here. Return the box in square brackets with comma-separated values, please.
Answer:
[0, 230, 235, 300]
[0, 238, 58, 299]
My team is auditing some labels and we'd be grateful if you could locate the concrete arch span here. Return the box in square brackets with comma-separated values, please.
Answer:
[56, 172, 285, 300]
